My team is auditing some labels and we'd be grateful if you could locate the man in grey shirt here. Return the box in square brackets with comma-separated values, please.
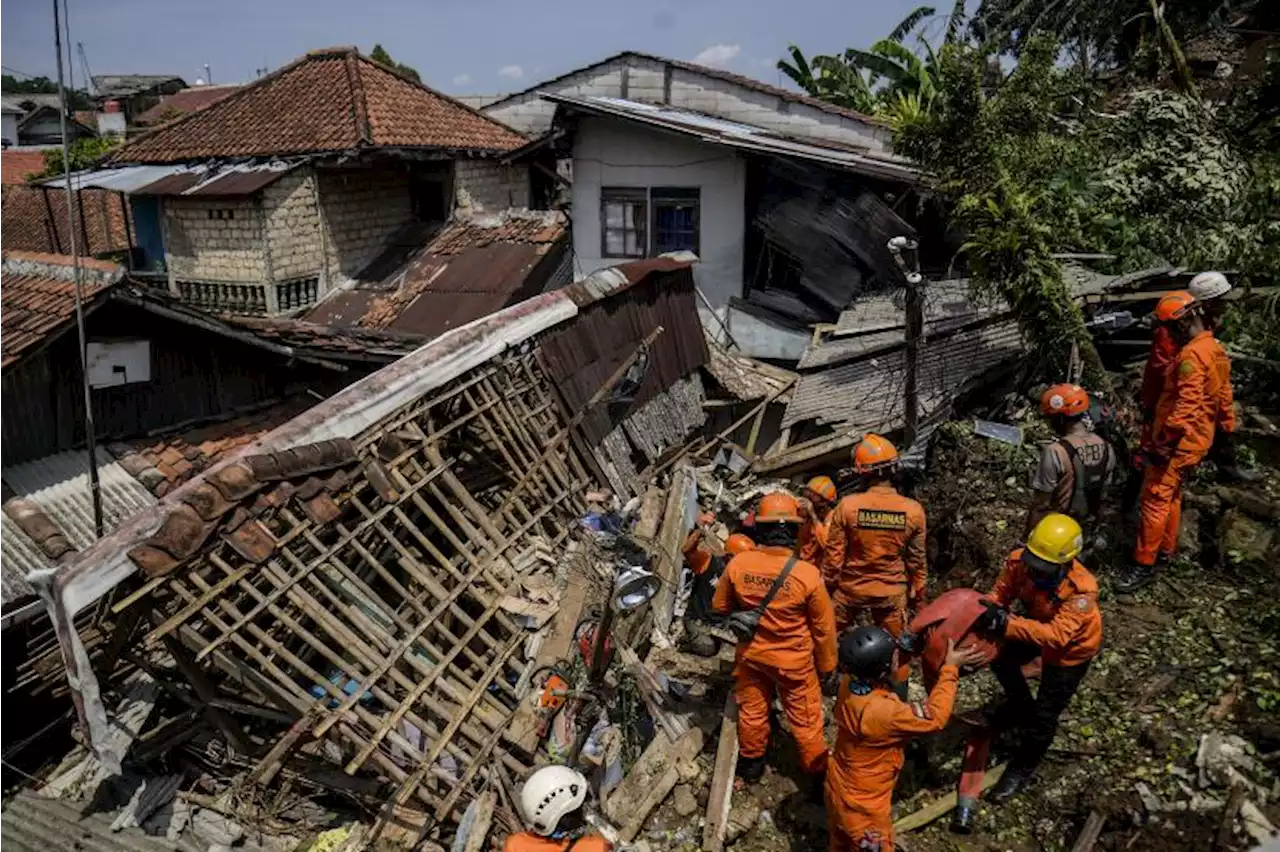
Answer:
[1026, 384, 1116, 538]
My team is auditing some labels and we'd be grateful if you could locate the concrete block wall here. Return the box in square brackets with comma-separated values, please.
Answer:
[263, 168, 324, 282]
[571, 117, 745, 323]
[454, 159, 530, 214]
[317, 167, 413, 279]
[163, 196, 266, 283]
[481, 55, 893, 153]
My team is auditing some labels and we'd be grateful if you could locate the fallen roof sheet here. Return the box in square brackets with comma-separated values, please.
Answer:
[2, 448, 158, 609]
[112, 47, 526, 164]
[782, 317, 1025, 430]
[307, 213, 568, 337]
[703, 335, 797, 402]
[544, 92, 920, 183]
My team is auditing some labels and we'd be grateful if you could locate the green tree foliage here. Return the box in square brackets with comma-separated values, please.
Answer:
[777, 45, 876, 113]
[368, 44, 422, 83]
[39, 136, 120, 178]
[1, 74, 93, 110]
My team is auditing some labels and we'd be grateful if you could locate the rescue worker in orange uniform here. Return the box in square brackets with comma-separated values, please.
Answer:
[1188, 272, 1258, 483]
[682, 523, 755, 656]
[1026, 384, 1115, 539]
[798, 475, 837, 569]
[1117, 291, 1236, 591]
[824, 434, 926, 697]
[975, 513, 1103, 801]
[712, 492, 837, 784]
[505, 765, 611, 852]
[825, 627, 987, 851]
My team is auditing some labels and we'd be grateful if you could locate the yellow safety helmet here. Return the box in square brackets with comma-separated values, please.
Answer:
[1023, 513, 1083, 575]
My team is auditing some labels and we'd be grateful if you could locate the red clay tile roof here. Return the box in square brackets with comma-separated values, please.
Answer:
[305, 213, 567, 338]
[1, 150, 49, 185]
[107, 398, 317, 498]
[1, 252, 123, 368]
[134, 84, 243, 126]
[113, 47, 526, 164]
[1, 183, 133, 256]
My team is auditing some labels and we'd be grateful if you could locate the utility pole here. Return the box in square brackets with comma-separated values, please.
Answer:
[888, 236, 923, 448]
[54, 0, 105, 538]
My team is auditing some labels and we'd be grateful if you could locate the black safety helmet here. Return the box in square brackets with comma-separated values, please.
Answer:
[839, 626, 896, 678]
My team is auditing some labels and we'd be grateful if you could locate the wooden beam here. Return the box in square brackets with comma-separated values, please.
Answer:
[651, 463, 695, 637]
[893, 764, 1007, 833]
[703, 695, 739, 852]
[605, 727, 705, 842]
[1070, 810, 1106, 852]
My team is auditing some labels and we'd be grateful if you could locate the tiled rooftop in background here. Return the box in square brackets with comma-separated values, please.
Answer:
[1, 253, 123, 368]
[113, 47, 526, 163]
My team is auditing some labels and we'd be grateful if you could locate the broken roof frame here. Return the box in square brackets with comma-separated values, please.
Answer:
[32, 256, 699, 830]
[543, 92, 921, 184]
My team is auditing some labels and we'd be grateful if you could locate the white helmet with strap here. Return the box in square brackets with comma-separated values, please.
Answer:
[520, 765, 588, 836]
[1188, 271, 1231, 301]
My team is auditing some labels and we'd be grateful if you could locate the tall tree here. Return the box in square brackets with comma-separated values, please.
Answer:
[368, 44, 422, 83]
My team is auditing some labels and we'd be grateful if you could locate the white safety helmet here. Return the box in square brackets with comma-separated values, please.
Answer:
[520, 765, 588, 836]
[1188, 271, 1232, 301]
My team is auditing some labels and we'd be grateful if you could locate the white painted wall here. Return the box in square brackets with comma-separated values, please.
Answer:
[483, 54, 893, 153]
[1, 114, 18, 147]
[571, 117, 745, 325]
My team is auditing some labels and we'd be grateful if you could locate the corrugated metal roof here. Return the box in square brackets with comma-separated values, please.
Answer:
[543, 92, 920, 183]
[782, 318, 1025, 430]
[40, 165, 185, 193]
[1, 448, 158, 604]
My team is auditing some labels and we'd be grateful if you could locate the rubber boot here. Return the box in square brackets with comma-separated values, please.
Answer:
[737, 754, 766, 784]
[990, 765, 1033, 802]
[1114, 561, 1156, 593]
[950, 800, 976, 833]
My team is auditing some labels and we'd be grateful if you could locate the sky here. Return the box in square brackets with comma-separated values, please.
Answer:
[1, 0, 944, 96]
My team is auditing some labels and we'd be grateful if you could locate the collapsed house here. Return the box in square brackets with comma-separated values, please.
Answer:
[29, 256, 713, 838]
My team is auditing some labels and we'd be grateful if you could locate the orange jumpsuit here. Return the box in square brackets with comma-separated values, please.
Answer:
[1138, 323, 1179, 456]
[798, 513, 831, 571]
[1135, 330, 1235, 566]
[711, 545, 837, 773]
[989, 550, 1103, 666]
[825, 665, 959, 851]
[503, 833, 611, 852]
[824, 485, 927, 683]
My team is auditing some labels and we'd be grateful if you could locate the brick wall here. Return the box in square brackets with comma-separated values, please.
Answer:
[263, 168, 324, 282]
[454, 159, 530, 214]
[163, 195, 266, 283]
[317, 167, 412, 279]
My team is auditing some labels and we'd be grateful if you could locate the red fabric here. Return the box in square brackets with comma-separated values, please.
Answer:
[1140, 324, 1179, 421]
[906, 589, 1001, 689]
[735, 658, 828, 772]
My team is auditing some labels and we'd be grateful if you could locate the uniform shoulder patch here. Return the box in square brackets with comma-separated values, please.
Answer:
[1178, 359, 1196, 377]
[1069, 595, 1094, 613]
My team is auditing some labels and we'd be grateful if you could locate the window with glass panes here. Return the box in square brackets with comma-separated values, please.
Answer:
[601, 188, 647, 258]
[651, 188, 700, 255]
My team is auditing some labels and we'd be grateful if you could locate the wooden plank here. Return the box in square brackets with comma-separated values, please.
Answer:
[894, 764, 1007, 833]
[703, 695, 739, 852]
[1215, 783, 1245, 850]
[505, 568, 592, 753]
[605, 727, 705, 842]
[456, 790, 496, 852]
[1070, 810, 1106, 852]
[651, 463, 695, 637]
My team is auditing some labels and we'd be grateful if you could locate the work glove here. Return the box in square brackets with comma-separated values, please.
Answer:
[974, 600, 1008, 637]
[821, 671, 840, 697]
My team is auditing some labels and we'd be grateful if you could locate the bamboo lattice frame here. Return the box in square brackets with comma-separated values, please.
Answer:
[124, 344, 595, 820]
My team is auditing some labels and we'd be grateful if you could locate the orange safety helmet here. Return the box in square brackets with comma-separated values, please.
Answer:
[725, 533, 756, 555]
[805, 475, 837, 504]
[853, 434, 899, 474]
[756, 492, 803, 524]
[1040, 383, 1090, 417]
[1153, 290, 1197, 322]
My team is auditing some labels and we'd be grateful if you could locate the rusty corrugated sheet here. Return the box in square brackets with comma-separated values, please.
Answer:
[538, 264, 710, 446]
[186, 167, 293, 196]
[131, 171, 205, 195]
